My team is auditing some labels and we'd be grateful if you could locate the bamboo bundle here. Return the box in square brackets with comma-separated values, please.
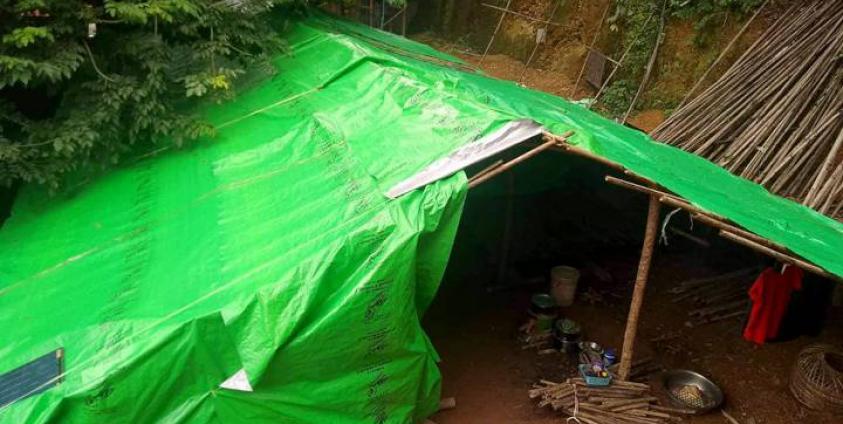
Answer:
[667, 269, 755, 327]
[530, 378, 686, 423]
[652, 0, 843, 221]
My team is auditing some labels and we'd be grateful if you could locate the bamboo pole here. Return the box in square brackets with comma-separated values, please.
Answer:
[467, 132, 572, 188]
[604, 177, 843, 284]
[588, 13, 656, 110]
[720, 230, 841, 282]
[486, 134, 841, 287]
[619, 192, 661, 380]
[518, 0, 564, 83]
[570, 1, 612, 98]
[480, 3, 571, 28]
[469, 159, 504, 182]
[479, 0, 513, 65]
[622, 0, 668, 123]
[675, 0, 770, 109]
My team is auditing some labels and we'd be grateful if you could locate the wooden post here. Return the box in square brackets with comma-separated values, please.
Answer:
[619, 193, 661, 380]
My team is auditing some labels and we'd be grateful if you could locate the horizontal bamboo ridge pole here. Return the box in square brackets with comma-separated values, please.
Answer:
[720, 230, 841, 283]
[604, 176, 840, 282]
[473, 132, 839, 282]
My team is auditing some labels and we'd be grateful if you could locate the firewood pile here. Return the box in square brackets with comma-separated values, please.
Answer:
[530, 378, 690, 423]
[668, 269, 755, 327]
[652, 0, 843, 221]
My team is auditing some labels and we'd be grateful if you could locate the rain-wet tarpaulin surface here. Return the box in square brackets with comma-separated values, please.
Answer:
[1, 9, 842, 424]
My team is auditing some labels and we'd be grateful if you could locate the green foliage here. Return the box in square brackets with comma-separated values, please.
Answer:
[670, 0, 762, 17]
[600, 79, 638, 116]
[0, 0, 299, 188]
[671, 0, 762, 47]
[598, 0, 761, 117]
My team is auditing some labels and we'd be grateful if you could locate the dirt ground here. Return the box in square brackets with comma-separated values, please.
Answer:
[424, 245, 843, 424]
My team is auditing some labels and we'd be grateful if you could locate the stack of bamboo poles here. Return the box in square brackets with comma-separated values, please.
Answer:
[651, 1, 843, 221]
[668, 269, 755, 327]
[530, 378, 687, 423]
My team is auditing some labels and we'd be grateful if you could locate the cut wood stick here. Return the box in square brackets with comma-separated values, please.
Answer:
[671, 267, 757, 293]
[602, 397, 658, 408]
[649, 404, 696, 415]
[468, 159, 503, 182]
[438, 397, 456, 411]
[722, 408, 741, 424]
[669, 227, 711, 248]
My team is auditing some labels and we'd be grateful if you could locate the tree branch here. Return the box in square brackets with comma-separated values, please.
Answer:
[83, 41, 116, 83]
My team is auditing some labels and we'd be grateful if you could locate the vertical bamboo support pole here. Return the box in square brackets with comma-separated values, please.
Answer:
[618, 193, 661, 380]
[369, 0, 374, 27]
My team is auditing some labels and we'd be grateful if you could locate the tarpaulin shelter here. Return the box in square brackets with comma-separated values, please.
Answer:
[1, 10, 841, 424]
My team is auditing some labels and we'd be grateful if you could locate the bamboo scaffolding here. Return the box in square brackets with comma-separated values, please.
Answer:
[588, 13, 656, 110]
[570, 2, 612, 98]
[518, 0, 564, 83]
[622, 0, 668, 123]
[480, 3, 571, 28]
[479, 0, 513, 65]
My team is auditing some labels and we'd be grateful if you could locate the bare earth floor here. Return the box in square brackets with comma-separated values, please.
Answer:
[425, 251, 843, 424]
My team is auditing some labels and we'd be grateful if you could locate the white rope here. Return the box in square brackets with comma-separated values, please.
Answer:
[566, 383, 583, 424]
[659, 207, 682, 245]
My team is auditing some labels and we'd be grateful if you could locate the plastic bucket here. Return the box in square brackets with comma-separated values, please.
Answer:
[550, 266, 580, 307]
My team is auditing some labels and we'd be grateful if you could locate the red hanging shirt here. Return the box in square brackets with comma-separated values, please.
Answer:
[743, 266, 803, 345]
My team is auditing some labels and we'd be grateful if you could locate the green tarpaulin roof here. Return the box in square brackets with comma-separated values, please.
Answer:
[1, 10, 841, 424]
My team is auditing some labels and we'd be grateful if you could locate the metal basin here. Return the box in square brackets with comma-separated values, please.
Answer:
[660, 369, 724, 414]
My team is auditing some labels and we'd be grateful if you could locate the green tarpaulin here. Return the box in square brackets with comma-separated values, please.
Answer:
[1, 10, 841, 424]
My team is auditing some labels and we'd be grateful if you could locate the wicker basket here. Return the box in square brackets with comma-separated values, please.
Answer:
[790, 344, 843, 414]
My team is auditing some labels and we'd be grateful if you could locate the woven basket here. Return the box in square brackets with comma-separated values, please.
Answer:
[790, 344, 843, 414]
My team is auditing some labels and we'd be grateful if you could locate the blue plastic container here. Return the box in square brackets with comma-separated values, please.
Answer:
[578, 364, 612, 387]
